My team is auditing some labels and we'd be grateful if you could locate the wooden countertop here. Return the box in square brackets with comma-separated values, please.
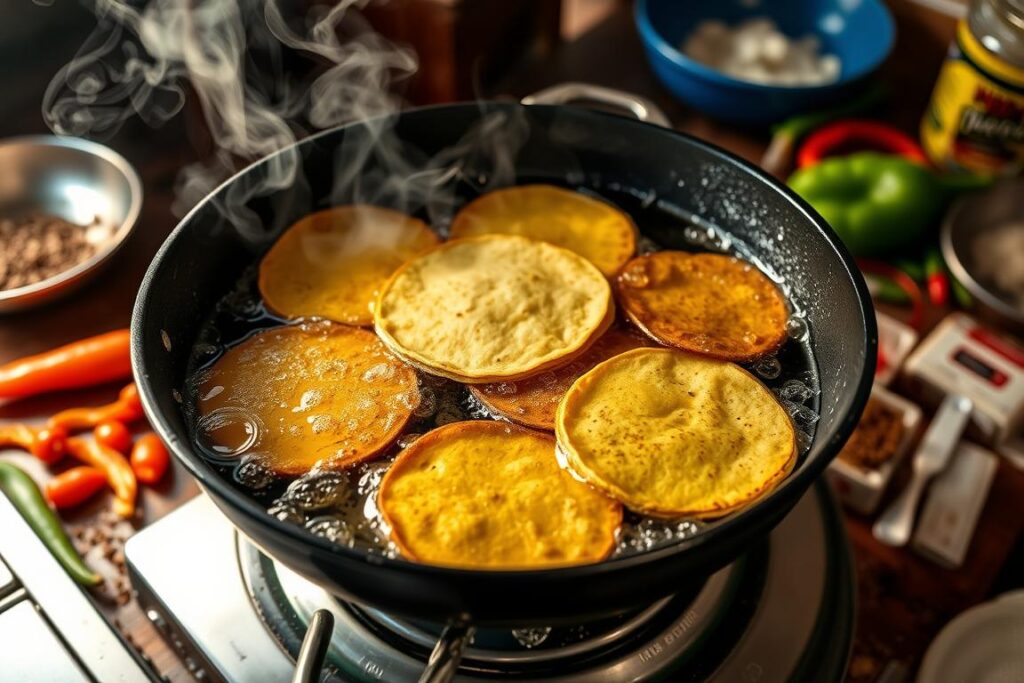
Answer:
[0, 1, 1021, 681]
[494, 3, 1024, 680]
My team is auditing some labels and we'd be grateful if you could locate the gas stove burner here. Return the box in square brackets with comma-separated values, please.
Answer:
[126, 482, 854, 682]
[240, 537, 754, 681]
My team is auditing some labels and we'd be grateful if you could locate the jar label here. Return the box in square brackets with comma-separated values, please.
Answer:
[921, 21, 1024, 174]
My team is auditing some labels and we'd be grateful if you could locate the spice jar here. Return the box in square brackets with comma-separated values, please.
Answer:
[921, 0, 1024, 175]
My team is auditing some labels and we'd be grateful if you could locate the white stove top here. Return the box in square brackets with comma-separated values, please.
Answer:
[125, 484, 853, 682]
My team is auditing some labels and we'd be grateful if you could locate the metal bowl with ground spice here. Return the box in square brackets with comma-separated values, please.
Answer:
[0, 136, 141, 313]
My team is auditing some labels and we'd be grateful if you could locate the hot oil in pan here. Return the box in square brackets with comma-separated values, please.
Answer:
[182, 183, 821, 561]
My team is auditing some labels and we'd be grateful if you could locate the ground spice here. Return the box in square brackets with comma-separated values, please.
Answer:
[838, 398, 905, 470]
[0, 213, 112, 291]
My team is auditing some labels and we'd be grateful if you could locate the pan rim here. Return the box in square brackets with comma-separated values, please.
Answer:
[131, 100, 876, 581]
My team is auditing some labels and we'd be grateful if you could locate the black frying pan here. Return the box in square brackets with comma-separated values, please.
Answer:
[131, 86, 874, 646]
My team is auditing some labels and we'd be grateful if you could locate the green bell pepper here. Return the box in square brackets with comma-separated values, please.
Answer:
[788, 153, 939, 257]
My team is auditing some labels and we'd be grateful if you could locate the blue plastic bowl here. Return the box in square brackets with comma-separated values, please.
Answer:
[636, 0, 895, 125]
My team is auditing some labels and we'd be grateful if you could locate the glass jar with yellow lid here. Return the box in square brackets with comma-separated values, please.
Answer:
[922, 0, 1024, 174]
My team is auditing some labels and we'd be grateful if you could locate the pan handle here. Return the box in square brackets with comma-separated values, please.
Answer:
[521, 82, 671, 128]
[291, 609, 334, 683]
[417, 620, 475, 683]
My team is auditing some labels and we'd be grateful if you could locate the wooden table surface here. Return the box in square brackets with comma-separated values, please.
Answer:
[1, 1, 1021, 681]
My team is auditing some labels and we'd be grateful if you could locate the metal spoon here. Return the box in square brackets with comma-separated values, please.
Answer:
[873, 394, 973, 547]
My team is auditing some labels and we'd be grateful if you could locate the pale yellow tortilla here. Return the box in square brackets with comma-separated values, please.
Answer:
[374, 235, 614, 383]
[556, 348, 796, 518]
[449, 184, 637, 277]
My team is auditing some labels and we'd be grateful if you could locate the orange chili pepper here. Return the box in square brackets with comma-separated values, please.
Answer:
[44, 466, 107, 509]
[94, 420, 133, 454]
[0, 330, 132, 401]
[65, 437, 137, 518]
[48, 383, 144, 432]
[130, 433, 170, 485]
[0, 423, 68, 465]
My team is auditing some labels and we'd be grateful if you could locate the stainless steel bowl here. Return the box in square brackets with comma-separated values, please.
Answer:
[942, 178, 1024, 336]
[0, 135, 142, 313]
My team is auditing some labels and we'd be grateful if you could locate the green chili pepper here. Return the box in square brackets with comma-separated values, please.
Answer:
[893, 258, 925, 282]
[0, 461, 100, 586]
[788, 153, 940, 257]
[952, 277, 974, 308]
[868, 274, 912, 304]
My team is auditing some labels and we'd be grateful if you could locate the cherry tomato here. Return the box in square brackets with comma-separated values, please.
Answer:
[130, 433, 170, 485]
[30, 426, 68, 465]
[44, 466, 107, 509]
[94, 420, 133, 454]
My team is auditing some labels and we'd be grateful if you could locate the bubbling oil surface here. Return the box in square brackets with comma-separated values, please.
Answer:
[183, 182, 821, 561]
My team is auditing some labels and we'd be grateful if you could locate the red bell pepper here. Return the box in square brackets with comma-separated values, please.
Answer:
[857, 259, 925, 332]
[797, 120, 928, 169]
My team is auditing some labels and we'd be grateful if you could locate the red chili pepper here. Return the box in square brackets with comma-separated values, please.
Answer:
[857, 259, 925, 332]
[44, 466, 107, 510]
[925, 249, 950, 307]
[48, 384, 144, 433]
[0, 330, 131, 401]
[797, 120, 928, 169]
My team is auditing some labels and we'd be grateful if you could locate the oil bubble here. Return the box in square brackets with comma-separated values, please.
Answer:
[778, 379, 815, 404]
[305, 516, 354, 545]
[397, 433, 422, 449]
[619, 261, 650, 288]
[786, 316, 809, 342]
[267, 502, 304, 525]
[233, 455, 274, 490]
[493, 382, 517, 396]
[282, 472, 349, 511]
[362, 363, 395, 382]
[753, 356, 782, 380]
[614, 517, 703, 556]
[201, 385, 224, 401]
[194, 342, 219, 357]
[783, 400, 820, 430]
[512, 627, 552, 648]
[536, 371, 559, 387]
[196, 407, 260, 458]
[292, 389, 322, 412]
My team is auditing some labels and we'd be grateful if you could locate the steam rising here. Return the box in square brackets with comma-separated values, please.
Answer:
[44, 0, 528, 230]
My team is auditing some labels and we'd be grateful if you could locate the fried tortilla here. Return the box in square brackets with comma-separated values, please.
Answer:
[615, 251, 789, 362]
[378, 421, 621, 568]
[259, 205, 439, 326]
[449, 185, 637, 277]
[374, 235, 614, 383]
[194, 321, 419, 476]
[555, 348, 796, 518]
[470, 328, 653, 431]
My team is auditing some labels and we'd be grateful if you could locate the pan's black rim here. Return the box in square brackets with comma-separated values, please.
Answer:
[131, 101, 877, 581]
